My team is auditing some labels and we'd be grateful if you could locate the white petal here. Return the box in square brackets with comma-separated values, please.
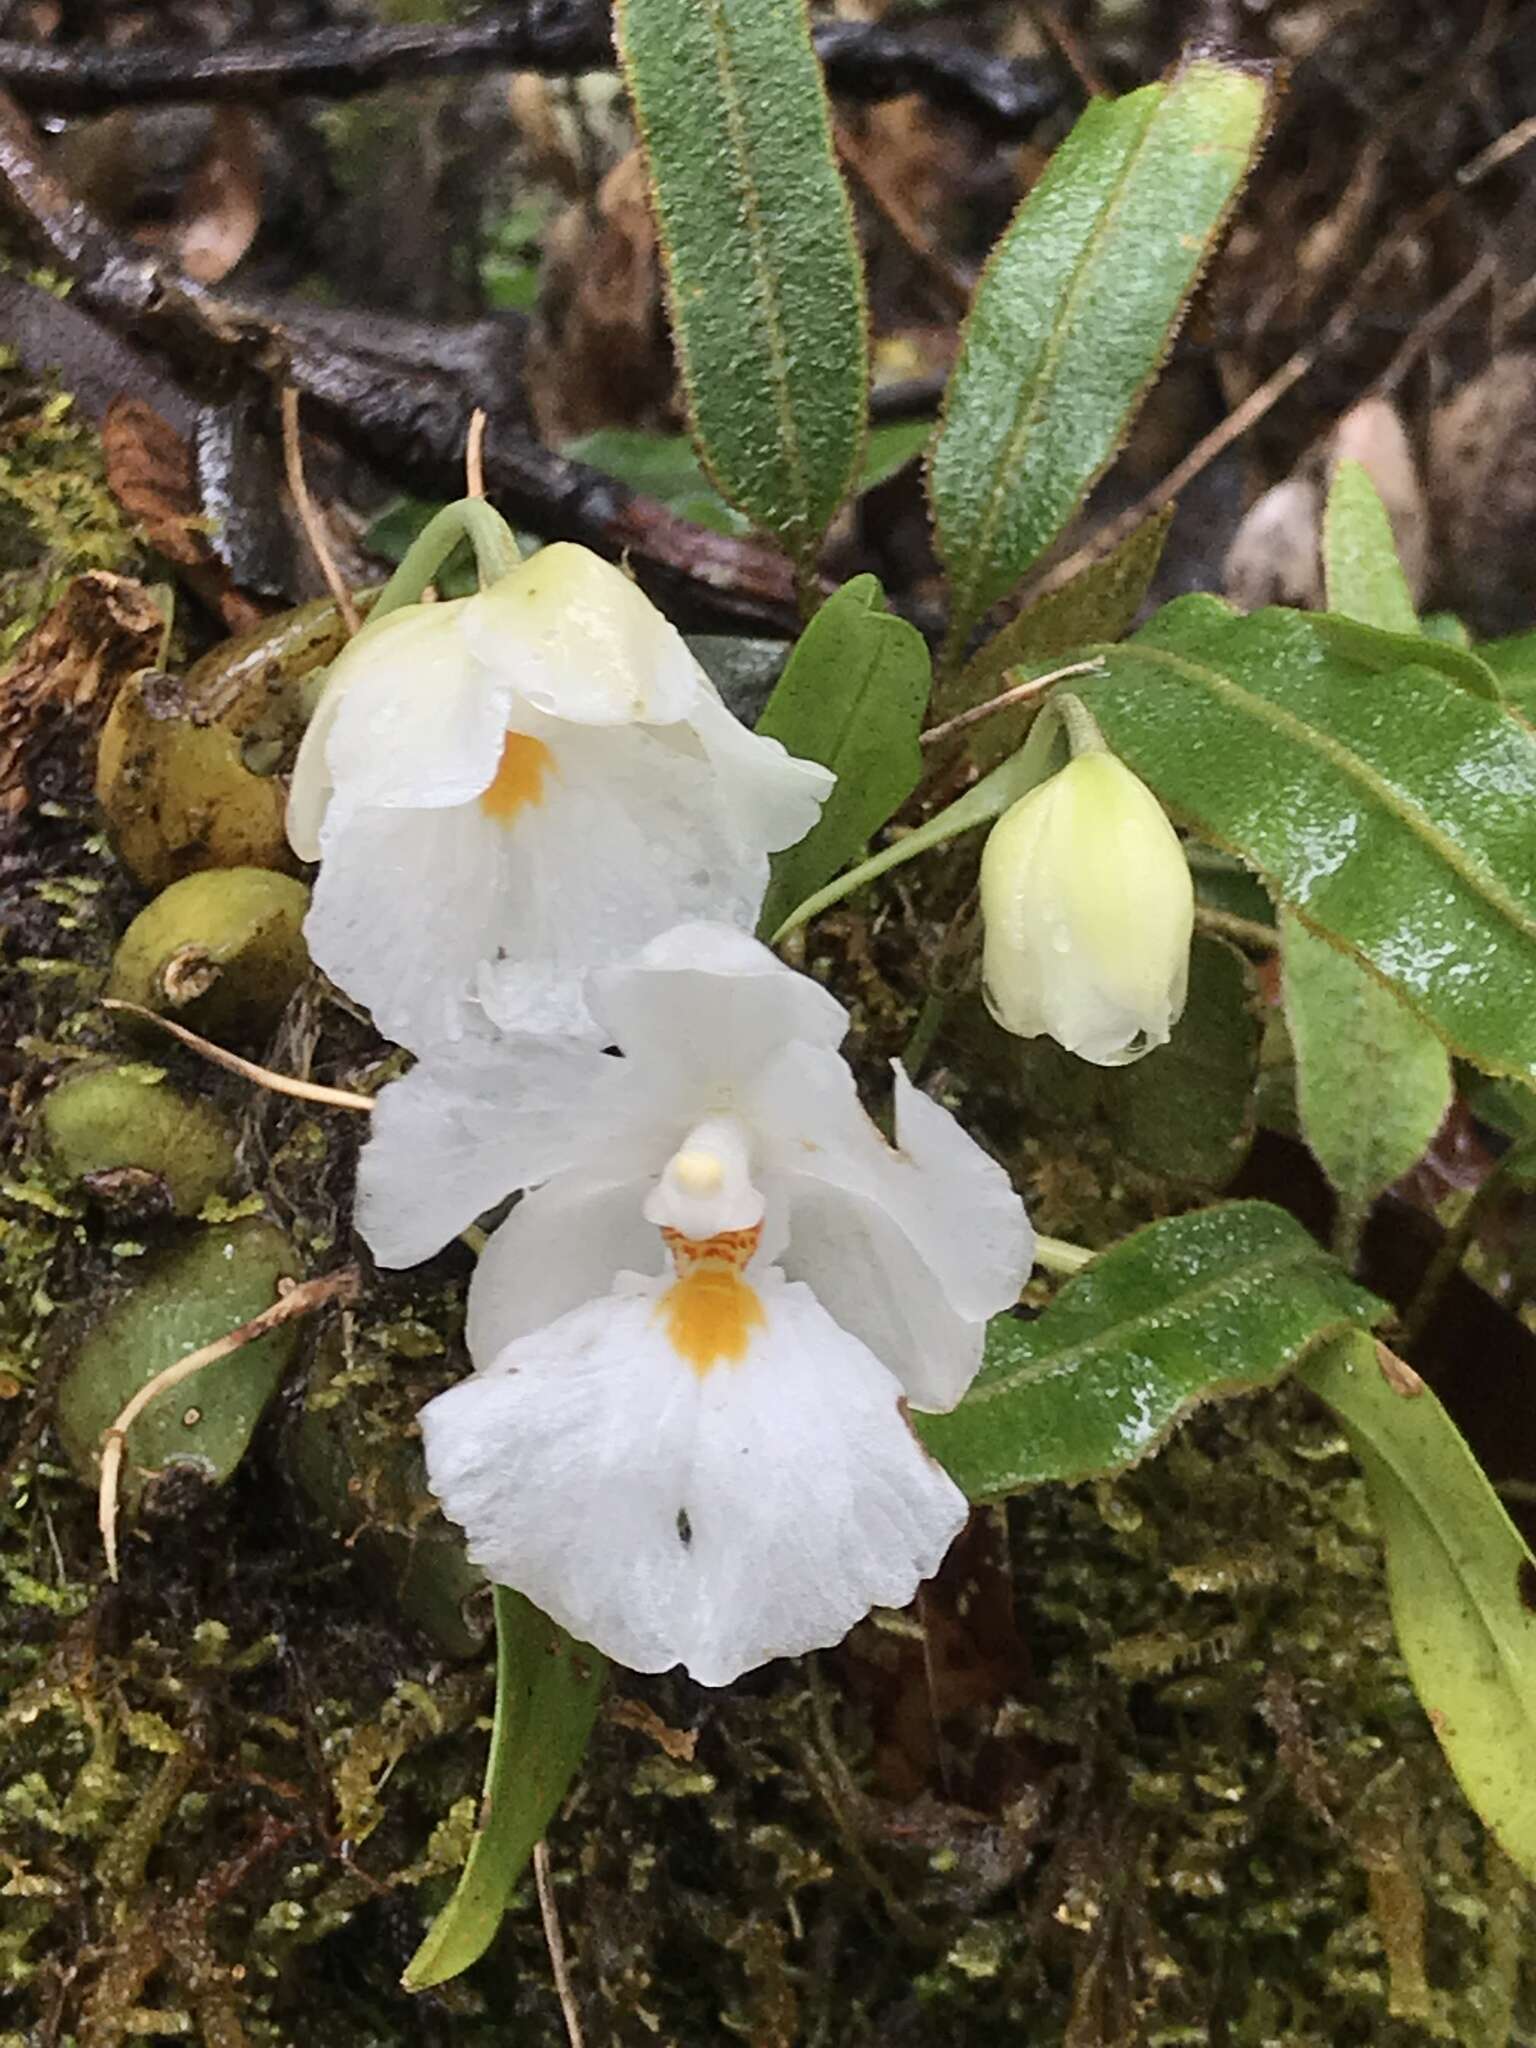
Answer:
[466, 1170, 668, 1364]
[422, 1269, 967, 1686]
[684, 683, 835, 853]
[320, 602, 517, 815]
[749, 1046, 1032, 1408]
[461, 544, 702, 727]
[473, 729, 772, 1039]
[286, 663, 350, 861]
[587, 921, 848, 1089]
[304, 800, 510, 1050]
[356, 1037, 629, 1268]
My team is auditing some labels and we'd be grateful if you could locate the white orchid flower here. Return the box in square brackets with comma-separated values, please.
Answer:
[979, 751, 1194, 1067]
[356, 923, 1033, 1687]
[286, 545, 833, 1050]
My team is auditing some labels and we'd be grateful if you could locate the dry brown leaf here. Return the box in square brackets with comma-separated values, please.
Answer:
[0, 571, 164, 818]
[525, 150, 675, 441]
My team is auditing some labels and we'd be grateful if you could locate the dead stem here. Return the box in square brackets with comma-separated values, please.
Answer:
[280, 386, 362, 635]
[99, 1266, 360, 1580]
[919, 658, 1104, 747]
[533, 1840, 586, 2048]
[103, 998, 376, 1113]
[465, 406, 488, 500]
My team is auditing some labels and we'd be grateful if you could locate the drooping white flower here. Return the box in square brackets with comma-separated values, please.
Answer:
[979, 751, 1194, 1067]
[357, 923, 1033, 1686]
[286, 545, 833, 1050]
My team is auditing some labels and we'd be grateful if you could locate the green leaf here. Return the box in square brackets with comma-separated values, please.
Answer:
[919, 1202, 1381, 1500]
[561, 429, 752, 536]
[1310, 613, 1502, 703]
[981, 935, 1259, 1186]
[1322, 458, 1418, 635]
[755, 575, 931, 936]
[1281, 912, 1451, 1249]
[929, 56, 1268, 647]
[1077, 598, 1536, 1083]
[403, 1590, 605, 1991]
[950, 509, 1171, 768]
[615, 0, 867, 570]
[1480, 626, 1536, 712]
[1301, 1332, 1536, 1881]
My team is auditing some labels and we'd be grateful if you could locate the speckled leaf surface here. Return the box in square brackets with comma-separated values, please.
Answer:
[1303, 1333, 1536, 1880]
[930, 57, 1268, 642]
[920, 1203, 1381, 1500]
[756, 574, 931, 936]
[615, 0, 866, 569]
[1323, 458, 1418, 636]
[1077, 598, 1536, 1082]
[404, 1589, 605, 1990]
[1282, 909, 1451, 1232]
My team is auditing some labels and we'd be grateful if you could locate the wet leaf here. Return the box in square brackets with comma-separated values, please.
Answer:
[755, 575, 930, 936]
[403, 1589, 606, 1990]
[55, 1219, 300, 1501]
[615, 0, 867, 570]
[919, 1202, 1382, 1499]
[951, 509, 1171, 767]
[1481, 625, 1536, 711]
[1281, 912, 1451, 1247]
[1077, 598, 1536, 1083]
[1301, 1332, 1536, 1880]
[1323, 459, 1418, 636]
[930, 56, 1268, 644]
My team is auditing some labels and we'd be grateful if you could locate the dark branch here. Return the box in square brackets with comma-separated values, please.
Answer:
[0, 8, 1063, 136]
[0, 86, 801, 635]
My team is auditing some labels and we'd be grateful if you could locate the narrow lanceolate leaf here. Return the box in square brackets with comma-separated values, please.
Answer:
[1302, 1333, 1536, 1881]
[616, 0, 867, 571]
[1078, 598, 1536, 1083]
[949, 509, 1171, 769]
[919, 1203, 1381, 1500]
[930, 55, 1269, 649]
[403, 1591, 605, 1991]
[1282, 913, 1451, 1247]
[1323, 459, 1418, 636]
[756, 575, 931, 937]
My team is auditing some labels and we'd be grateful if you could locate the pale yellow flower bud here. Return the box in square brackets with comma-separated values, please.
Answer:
[979, 751, 1194, 1067]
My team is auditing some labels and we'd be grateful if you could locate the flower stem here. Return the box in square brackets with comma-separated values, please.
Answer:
[368, 498, 522, 625]
[1034, 1234, 1097, 1276]
[771, 711, 1063, 944]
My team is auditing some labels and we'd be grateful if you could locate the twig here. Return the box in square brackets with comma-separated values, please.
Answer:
[0, 14, 1064, 136]
[280, 386, 361, 634]
[465, 407, 487, 502]
[1459, 112, 1536, 185]
[533, 1841, 586, 2048]
[102, 998, 376, 1113]
[919, 657, 1104, 747]
[99, 1267, 360, 1579]
[1194, 905, 1279, 953]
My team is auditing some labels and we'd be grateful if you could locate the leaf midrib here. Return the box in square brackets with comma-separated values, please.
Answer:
[948, 87, 1166, 634]
[967, 1240, 1346, 1405]
[698, 0, 809, 539]
[1096, 641, 1536, 946]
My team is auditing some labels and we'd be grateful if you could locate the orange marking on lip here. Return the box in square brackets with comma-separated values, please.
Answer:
[658, 1223, 764, 1377]
[479, 731, 553, 820]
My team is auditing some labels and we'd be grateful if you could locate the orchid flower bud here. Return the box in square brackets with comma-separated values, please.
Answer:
[979, 749, 1193, 1067]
